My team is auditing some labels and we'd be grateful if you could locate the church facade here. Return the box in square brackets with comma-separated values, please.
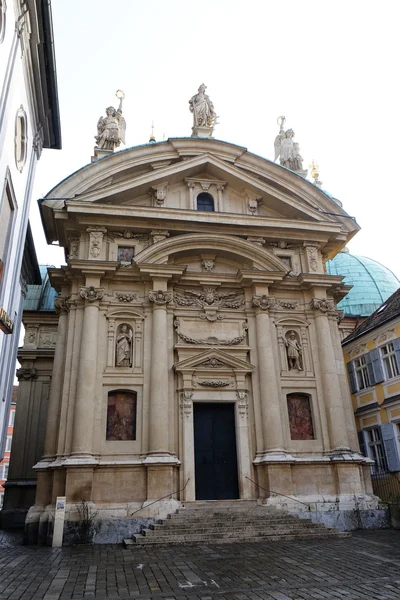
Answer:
[25, 136, 381, 541]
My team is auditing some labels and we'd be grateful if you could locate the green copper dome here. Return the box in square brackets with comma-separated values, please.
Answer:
[326, 251, 400, 317]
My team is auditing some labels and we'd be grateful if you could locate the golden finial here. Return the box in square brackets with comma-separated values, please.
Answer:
[149, 121, 156, 143]
[309, 160, 322, 186]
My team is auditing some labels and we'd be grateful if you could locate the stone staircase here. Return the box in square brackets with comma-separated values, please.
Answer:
[125, 500, 350, 546]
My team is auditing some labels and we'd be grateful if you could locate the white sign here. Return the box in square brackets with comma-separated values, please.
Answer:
[52, 496, 66, 547]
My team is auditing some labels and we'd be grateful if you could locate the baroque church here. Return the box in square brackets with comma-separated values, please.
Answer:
[4, 86, 386, 543]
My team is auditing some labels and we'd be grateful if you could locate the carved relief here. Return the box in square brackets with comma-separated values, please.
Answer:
[38, 327, 58, 348]
[202, 259, 215, 272]
[246, 236, 265, 247]
[151, 230, 169, 243]
[175, 287, 244, 310]
[108, 230, 151, 246]
[198, 380, 230, 387]
[303, 242, 320, 272]
[152, 183, 168, 206]
[115, 292, 138, 303]
[24, 326, 38, 346]
[87, 227, 107, 259]
[180, 391, 193, 419]
[199, 358, 227, 368]
[149, 290, 173, 305]
[236, 391, 248, 419]
[80, 286, 104, 302]
[68, 237, 80, 259]
[309, 298, 335, 312]
[281, 330, 303, 371]
[252, 296, 299, 311]
[115, 324, 133, 367]
[199, 311, 227, 322]
[174, 318, 247, 346]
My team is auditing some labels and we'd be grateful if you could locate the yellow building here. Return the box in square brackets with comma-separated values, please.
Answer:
[343, 287, 400, 497]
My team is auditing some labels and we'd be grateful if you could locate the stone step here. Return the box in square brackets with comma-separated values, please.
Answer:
[159, 513, 304, 525]
[143, 525, 329, 537]
[132, 530, 350, 545]
[152, 518, 323, 531]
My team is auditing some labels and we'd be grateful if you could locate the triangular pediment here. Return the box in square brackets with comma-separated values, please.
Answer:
[41, 138, 359, 250]
[174, 348, 255, 373]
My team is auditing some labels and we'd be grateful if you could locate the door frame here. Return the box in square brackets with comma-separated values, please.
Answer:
[180, 391, 253, 501]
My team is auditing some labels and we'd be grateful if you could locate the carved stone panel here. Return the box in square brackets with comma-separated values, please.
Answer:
[38, 327, 58, 348]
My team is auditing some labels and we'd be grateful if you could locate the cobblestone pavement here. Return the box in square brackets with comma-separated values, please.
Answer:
[1, 530, 400, 600]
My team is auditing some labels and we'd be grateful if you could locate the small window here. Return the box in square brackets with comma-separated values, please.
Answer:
[1, 463, 9, 479]
[0, 0, 6, 44]
[106, 390, 137, 441]
[381, 343, 399, 380]
[117, 246, 135, 263]
[5, 436, 11, 452]
[366, 428, 387, 473]
[277, 256, 292, 269]
[196, 192, 214, 212]
[287, 393, 314, 440]
[15, 106, 28, 172]
[354, 355, 370, 390]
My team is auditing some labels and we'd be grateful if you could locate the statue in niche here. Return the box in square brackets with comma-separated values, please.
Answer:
[274, 116, 304, 172]
[189, 84, 216, 128]
[115, 323, 133, 367]
[283, 330, 303, 370]
[95, 91, 126, 151]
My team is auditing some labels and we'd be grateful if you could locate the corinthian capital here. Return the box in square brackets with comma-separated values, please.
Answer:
[148, 290, 173, 305]
[16, 368, 38, 381]
[309, 298, 335, 313]
[54, 296, 70, 314]
[252, 295, 275, 311]
[79, 286, 104, 303]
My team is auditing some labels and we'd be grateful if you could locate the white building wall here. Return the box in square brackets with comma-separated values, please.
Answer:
[0, 0, 54, 458]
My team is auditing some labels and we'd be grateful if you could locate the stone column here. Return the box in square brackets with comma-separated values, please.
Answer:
[148, 289, 172, 455]
[42, 297, 69, 459]
[252, 294, 284, 453]
[71, 286, 103, 457]
[310, 297, 350, 452]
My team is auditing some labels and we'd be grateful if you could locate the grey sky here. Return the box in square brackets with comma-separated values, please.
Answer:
[30, 0, 400, 278]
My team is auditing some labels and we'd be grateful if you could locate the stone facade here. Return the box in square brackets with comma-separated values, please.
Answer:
[25, 138, 378, 541]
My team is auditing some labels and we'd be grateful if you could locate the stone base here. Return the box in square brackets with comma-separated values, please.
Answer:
[297, 508, 390, 532]
[191, 125, 214, 138]
[91, 147, 114, 162]
[0, 508, 28, 529]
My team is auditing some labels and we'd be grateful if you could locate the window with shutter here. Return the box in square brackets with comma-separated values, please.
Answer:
[366, 428, 388, 473]
[381, 423, 400, 472]
[347, 361, 358, 393]
[354, 356, 370, 391]
[380, 343, 400, 380]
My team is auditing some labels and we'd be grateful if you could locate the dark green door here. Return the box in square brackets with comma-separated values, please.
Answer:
[194, 403, 239, 500]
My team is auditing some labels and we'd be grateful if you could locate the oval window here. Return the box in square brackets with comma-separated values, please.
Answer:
[15, 106, 28, 172]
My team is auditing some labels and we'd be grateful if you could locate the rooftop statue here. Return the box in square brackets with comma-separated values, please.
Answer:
[274, 116, 304, 173]
[95, 90, 126, 152]
[189, 83, 217, 131]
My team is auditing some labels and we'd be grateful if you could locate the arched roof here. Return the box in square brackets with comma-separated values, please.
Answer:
[326, 251, 400, 316]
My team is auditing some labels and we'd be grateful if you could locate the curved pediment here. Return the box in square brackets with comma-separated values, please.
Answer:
[134, 233, 290, 273]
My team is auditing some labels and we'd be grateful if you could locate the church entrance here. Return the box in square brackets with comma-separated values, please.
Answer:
[193, 403, 239, 500]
